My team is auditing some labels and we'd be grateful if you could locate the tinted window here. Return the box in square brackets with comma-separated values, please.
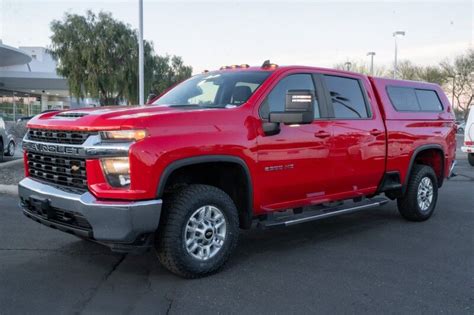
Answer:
[260, 74, 319, 119]
[386, 86, 419, 111]
[387, 86, 443, 112]
[415, 89, 443, 111]
[324, 75, 369, 119]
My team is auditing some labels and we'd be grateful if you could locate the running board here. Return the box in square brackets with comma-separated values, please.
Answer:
[258, 197, 389, 229]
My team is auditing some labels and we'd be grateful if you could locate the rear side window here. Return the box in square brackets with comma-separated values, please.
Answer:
[324, 75, 369, 119]
[387, 86, 443, 112]
[386, 86, 419, 111]
[415, 89, 443, 111]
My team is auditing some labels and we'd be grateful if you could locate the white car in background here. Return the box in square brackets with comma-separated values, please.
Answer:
[0, 117, 16, 162]
[461, 106, 474, 166]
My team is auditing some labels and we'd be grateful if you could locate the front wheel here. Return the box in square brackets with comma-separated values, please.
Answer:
[468, 153, 474, 167]
[5, 141, 15, 157]
[0, 140, 3, 162]
[397, 165, 438, 222]
[155, 185, 239, 278]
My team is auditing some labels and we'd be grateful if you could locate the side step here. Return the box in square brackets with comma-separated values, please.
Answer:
[258, 197, 389, 229]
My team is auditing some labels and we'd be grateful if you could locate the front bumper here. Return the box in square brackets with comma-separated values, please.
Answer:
[18, 178, 162, 248]
[461, 146, 472, 153]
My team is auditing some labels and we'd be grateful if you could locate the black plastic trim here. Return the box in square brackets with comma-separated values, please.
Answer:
[156, 155, 254, 227]
[22, 207, 92, 238]
[377, 171, 402, 193]
[404, 144, 445, 191]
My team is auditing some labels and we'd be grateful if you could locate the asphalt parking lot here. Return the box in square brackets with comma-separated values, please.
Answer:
[0, 137, 473, 314]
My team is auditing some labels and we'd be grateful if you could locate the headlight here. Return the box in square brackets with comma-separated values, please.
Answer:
[100, 129, 147, 142]
[101, 157, 131, 188]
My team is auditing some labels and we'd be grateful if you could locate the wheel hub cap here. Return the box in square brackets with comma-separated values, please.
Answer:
[184, 205, 227, 261]
[417, 177, 434, 211]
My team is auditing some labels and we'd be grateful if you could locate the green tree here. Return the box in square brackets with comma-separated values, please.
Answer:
[49, 11, 192, 105]
[333, 60, 388, 77]
[149, 55, 193, 96]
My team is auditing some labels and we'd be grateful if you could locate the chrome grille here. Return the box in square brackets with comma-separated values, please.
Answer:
[27, 152, 88, 191]
[28, 129, 95, 145]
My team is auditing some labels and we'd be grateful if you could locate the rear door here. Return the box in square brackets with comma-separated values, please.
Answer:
[321, 74, 386, 198]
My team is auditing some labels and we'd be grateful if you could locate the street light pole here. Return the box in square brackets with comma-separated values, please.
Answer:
[138, 0, 144, 106]
[367, 52, 376, 76]
[393, 31, 405, 79]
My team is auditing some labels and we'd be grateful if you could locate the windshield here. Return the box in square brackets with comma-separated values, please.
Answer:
[153, 71, 271, 108]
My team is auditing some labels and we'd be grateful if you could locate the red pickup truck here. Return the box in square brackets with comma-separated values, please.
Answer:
[19, 63, 456, 278]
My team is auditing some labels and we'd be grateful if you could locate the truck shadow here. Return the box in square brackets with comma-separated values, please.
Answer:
[62, 205, 402, 270]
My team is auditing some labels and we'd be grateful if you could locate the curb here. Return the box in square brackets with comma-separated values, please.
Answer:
[0, 184, 18, 196]
[0, 158, 23, 169]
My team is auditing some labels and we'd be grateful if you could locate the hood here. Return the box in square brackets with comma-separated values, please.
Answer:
[26, 105, 210, 131]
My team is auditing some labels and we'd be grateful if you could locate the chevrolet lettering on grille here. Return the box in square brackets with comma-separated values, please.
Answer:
[23, 142, 82, 156]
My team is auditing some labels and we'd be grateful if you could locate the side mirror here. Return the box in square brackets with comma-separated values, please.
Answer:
[269, 90, 314, 124]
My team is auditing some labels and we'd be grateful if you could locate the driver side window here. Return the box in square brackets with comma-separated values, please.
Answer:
[259, 74, 319, 119]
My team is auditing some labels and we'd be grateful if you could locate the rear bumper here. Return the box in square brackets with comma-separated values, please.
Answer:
[461, 146, 472, 153]
[18, 178, 162, 248]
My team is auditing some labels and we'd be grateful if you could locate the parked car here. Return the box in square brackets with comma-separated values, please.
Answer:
[0, 117, 16, 162]
[17, 116, 35, 123]
[456, 121, 466, 134]
[461, 106, 474, 166]
[18, 63, 456, 278]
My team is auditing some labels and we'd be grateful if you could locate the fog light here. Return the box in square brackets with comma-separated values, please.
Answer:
[101, 158, 131, 188]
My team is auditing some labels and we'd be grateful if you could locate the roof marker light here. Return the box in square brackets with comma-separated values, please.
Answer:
[261, 60, 278, 69]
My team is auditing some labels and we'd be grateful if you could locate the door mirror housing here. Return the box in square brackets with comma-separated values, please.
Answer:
[269, 89, 314, 124]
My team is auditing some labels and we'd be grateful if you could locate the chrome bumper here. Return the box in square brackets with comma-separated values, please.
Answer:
[18, 178, 162, 244]
[461, 146, 472, 153]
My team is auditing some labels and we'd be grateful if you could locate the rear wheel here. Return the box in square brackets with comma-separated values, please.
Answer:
[468, 153, 474, 167]
[397, 165, 438, 221]
[155, 184, 239, 278]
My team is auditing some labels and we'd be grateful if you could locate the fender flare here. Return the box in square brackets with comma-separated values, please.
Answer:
[404, 144, 445, 190]
[156, 155, 254, 225]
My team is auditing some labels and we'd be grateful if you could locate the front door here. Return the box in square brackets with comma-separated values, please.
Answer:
[255, 73, 333, 211]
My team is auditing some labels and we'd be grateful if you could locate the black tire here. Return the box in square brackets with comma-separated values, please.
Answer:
[397, 165, 438, 222]
[468, 153, 474, 167]
[0, 139, 4, 162]
[5, 141, 15, 157]
[155, 184, 239, 278]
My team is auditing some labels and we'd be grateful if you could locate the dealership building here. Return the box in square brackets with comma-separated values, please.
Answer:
[0, 40, 95, 121]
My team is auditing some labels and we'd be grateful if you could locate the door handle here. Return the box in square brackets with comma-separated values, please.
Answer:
[314, 131, 330, 138]
[369, 129, 383, 136]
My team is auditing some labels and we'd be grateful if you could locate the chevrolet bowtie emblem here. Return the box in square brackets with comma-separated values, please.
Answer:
[71, 165, 80, 172]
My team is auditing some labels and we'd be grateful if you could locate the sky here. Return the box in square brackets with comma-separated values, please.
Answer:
[0, 0, 472, 73]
